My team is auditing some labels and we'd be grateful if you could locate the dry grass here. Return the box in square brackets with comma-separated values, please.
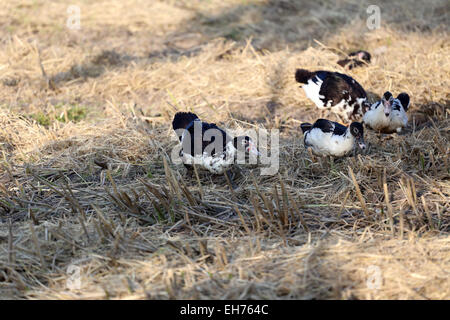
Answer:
[0, 0, 449, 300]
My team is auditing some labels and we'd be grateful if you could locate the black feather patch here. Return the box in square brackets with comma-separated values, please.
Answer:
[172, 112, 199, 131]
[313, 71, 329, 83]
[295, 69, 315, 84]
[300, 123, 313, 133]
[332, 122, 348, 136]
[383, 91, 393, 101]
[313, 119, 347, 136]
[181, 120, 231, 158]
[397, 93, 410, 111]
[312, 119, 335, 133]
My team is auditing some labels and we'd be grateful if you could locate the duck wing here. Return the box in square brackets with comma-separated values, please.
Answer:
[313, 119, 347, 136]
[312, 119, 335, 132]
[319, 73, 366, 107]
[183, 121, 230, 157]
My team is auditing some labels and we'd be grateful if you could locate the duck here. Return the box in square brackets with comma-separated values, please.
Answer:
[362, 91, 410, 133]
[337, 50, 371, 70]
[295, 69, 370, 123]
[172, 112, 260, 183]
[300, 119, 366, 157]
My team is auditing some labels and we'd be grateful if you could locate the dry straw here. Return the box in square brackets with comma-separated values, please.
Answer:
[0, 0, 449, 300]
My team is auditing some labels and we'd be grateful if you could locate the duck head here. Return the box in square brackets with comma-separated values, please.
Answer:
[382, 91, 394, 117]
[355, 50, 371, 63]
[233, 136, 260, 156]
[349, 122, 366, 150]
[362, 100, 372, 114]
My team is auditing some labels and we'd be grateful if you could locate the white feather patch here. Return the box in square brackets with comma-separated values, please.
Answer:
[181, 141, 236, 174]
[302, 78, 325, 109]
[305, 128, 355, 157]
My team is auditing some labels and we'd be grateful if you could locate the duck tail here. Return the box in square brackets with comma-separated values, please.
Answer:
[300, 122, 313, 134]
[172, 112, 199, 130]
[295, 69, 315, 84]
[337, 58, 350, 67]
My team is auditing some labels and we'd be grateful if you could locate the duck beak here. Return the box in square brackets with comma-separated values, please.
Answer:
[363, 102, 371, 113]
[357, 137, 366, 150]
[247, 142, 261, 156]
[383, 97, 394, 117]
[383, 102, 391, 117]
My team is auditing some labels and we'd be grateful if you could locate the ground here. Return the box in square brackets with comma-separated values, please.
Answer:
[0, 0, 449, 299]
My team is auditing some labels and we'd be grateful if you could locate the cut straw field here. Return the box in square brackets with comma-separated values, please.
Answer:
[0, 0, 449, 299]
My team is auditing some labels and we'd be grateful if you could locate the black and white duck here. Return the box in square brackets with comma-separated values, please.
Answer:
[295, 69, 370, 123]
[363, 91, 410, 134]
[172, 112, 260, 183]
[300, 119, 366, 157]
[337, 50, 371, 70]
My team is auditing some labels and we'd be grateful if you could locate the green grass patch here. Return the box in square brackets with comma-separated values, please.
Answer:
[29, 112, 51, 126]
[28, 104, 88, 126]
[55, 105, 88, 123]
[224, 27, 244, 41]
